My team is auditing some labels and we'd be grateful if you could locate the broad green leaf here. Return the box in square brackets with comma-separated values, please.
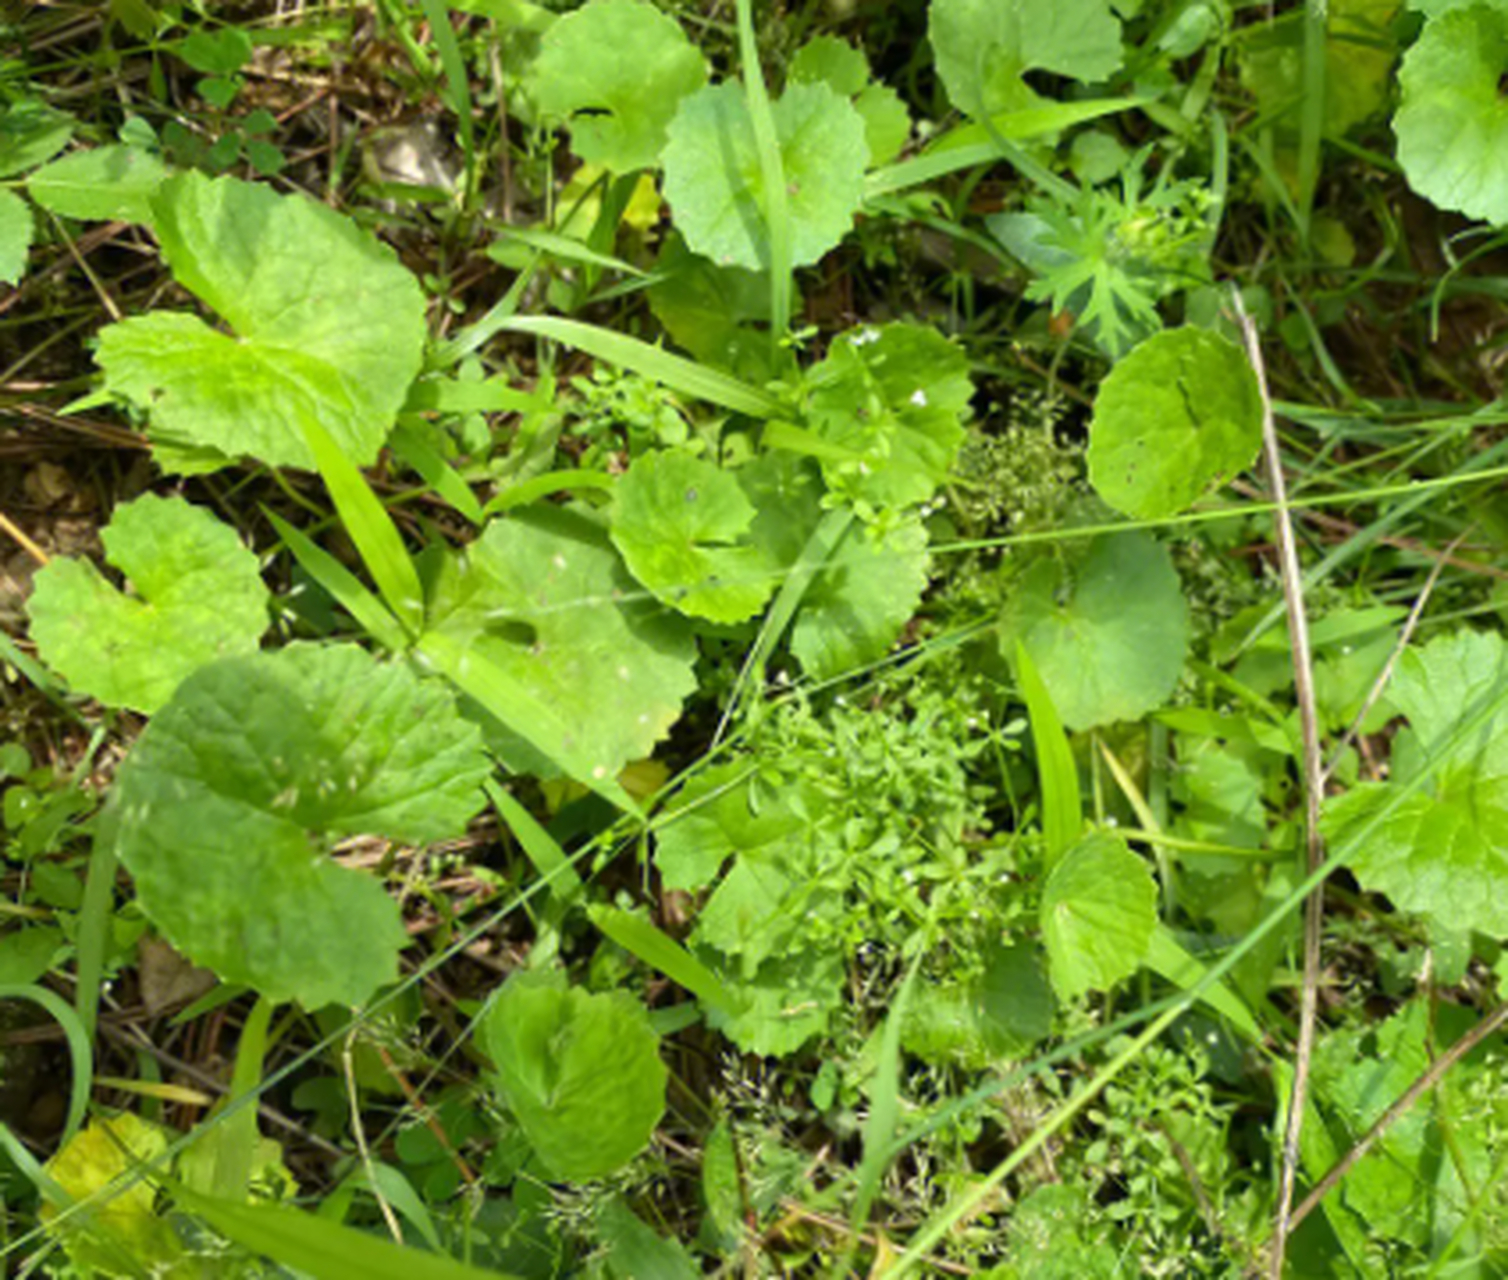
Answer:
[788, 35, 910, 166]
[610, 451, 775, 623]
[800, 322, 973, 511]
[481, 971, 666, 1181]
[27, 495, 269, 714]
[0, 188, 34, 286]
[1087, 327, 1262, 519]
[1394, 6, 1508, 225]
[928, 0, 1122, 120]
[26, 146, 167, 224]
[663, 80, 868, 271]
[113, 644, 490, 1008]
[529, 0, 706, 172]
[902, 942, 1054, 1067]
[647, 231, 783, 382]
[96, 172, 426, 471]
[425, 504, 697, 781]
[595, 1197, 699, 1280]
[655, 761, 807, 892]
[1323, 629, 1508, 935]
[0, 101, 74, 178]
[703, 946, 845, 1056]
[1005, 532, 1189, 732]
[1041, 831, 1158, 1001]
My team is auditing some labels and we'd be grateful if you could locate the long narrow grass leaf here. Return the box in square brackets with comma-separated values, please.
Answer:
[389, 422, 485, 526]
[265, 511, 408, 653]
[1013, 641, 1080, 865]
[586, 904, 738, 1014]
[0, 984, 91, 1145]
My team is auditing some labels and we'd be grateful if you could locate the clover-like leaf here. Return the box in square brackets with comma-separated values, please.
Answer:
[481, 972, 666, 1182]
[611, 451, 774, 623]
[530, 0, 707, 173]
[113, 643, 490, 1008]
[27, 495, 269, 714]
[1041, 831, 1158, 1001]
[0, 188, 33, 286]
[801, 322, 973, 511]
[1394, 6, 1508, 225]
[663, 81, 867, 271]
[27, 145, 167, 224]
[1004, 532, 1189, 732]
[1323, 629, 1508, 935]
[929, 0, 1123, 120]
[1088, 327, 1263, 519]
[426, 504, 697, 780]
[95, 172, 426, 472]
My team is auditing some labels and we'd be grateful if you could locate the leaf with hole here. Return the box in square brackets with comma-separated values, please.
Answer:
[95, 172, 426, 472]
[28, 495, 269, 714]
[113, 643, 490, 1008]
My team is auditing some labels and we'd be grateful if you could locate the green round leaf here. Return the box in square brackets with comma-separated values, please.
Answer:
[1041, 831, 1157, 1002]
[929, 0, 1122, 119]
[482, 972, 666, 1182]
[1004, 532, 1189, 732]
[27, 145, 167, 224]
[1394, 6, 1508, 225]
[529, 0, 707, 173]
[802, 322, 974, 511]
[114, 644, 490, 1008]
[663, 81, 868, 271]
[0, 187, 34, 286]
[1324, 630, 1508, 935]
[1087, 326, 1263, 519]
[787, 35, 910, 166]
[95, 172, 426, 472]
[426, 504, 698, 780]
[27, 495, 269, 713]
[611, 451, 774, 623]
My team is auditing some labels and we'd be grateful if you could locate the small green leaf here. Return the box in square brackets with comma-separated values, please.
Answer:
[481, 971, 666, 1182]
[663, 80, 867, 271]
[530, 0, 707, 172]
[96, 173, 426, 471]
[611, 451, 774, 623]
[0, 188, 35, 286]
[1041, 831, 1158, 1001]
[788, 35, 910, 165]
[0, 928, 65, 986]
[929, 0, 1122, 119]
[1324, 629, 1508, 936]
[1006, 532, 1189, 732]
[0, 101, 75, 178]
[113, 644, 490, 1008]
[27, 495, 270, 713]
[800, 322, 973, 511]
[27, 146, 168, 224]
[1394, 6, 1508, 225]
[1087, 327, 1263, 519]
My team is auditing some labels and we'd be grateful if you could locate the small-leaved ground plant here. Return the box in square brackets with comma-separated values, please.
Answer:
[1, 0, 1508, 1276]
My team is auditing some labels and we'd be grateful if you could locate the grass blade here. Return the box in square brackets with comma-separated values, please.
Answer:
[416, 0, 476, 204]
[0, 984, 92, 1145]
[733, 0, 790, 352]
[388, 422, 485, 526]
[1013, 641, 1080, 865]
[264, 511, 408, 653]
[587, 904, 738, 1014]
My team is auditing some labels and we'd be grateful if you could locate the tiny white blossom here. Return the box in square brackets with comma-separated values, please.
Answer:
[909, 388, 928, 407]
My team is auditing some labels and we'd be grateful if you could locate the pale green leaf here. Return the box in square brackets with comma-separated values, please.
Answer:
[1087, 327, 1263, 519]
[1394, 6, 1508, 225]
[1041, 831, 1158, 1001]
[530, 0, 706, 172]
[611, 451, 775, 623]
[655, 762, 807, 892]
[704, 947, 845, 1056]
[27, 495, 269, 714]
[788, 35, 910, 165]
[481, 972, 666, 1181]
[96, 172, 426, 471]
[425, 504, 697, 781]
[929, 0, 1123, 120]
[1323, 629, 1508, 935]
[663, 81, 868, 271]
[113, 644, 490, 1008]
[1005, 532, 1189, 732]
[0, 188, 34, 286]
[26, 146, 167, 224]
[0, 101, 74, 178]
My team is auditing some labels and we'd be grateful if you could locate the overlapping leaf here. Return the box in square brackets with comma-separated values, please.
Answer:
[1041, 831, 1158, 1001]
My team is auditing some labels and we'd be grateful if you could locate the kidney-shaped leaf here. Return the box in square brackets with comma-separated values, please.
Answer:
[28, 495, 269, 713]
[1041, 831, 1158, 1002]
[663, 81, 867, 271]
[426, 504, 697, 780]
[96, 172, 426, 472]
[1005, 532, 1188, 732]
[611, 451, 774, 623]
[113, 644, 490, 1008]
[1088, 326, 1263, 519]
[1324, 629, 1508, 935]
[482, 971, 666, 1182]
[530, 0, 707, 173]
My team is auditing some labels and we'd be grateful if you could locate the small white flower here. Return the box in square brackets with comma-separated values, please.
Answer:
[909, 388, 928, 407]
